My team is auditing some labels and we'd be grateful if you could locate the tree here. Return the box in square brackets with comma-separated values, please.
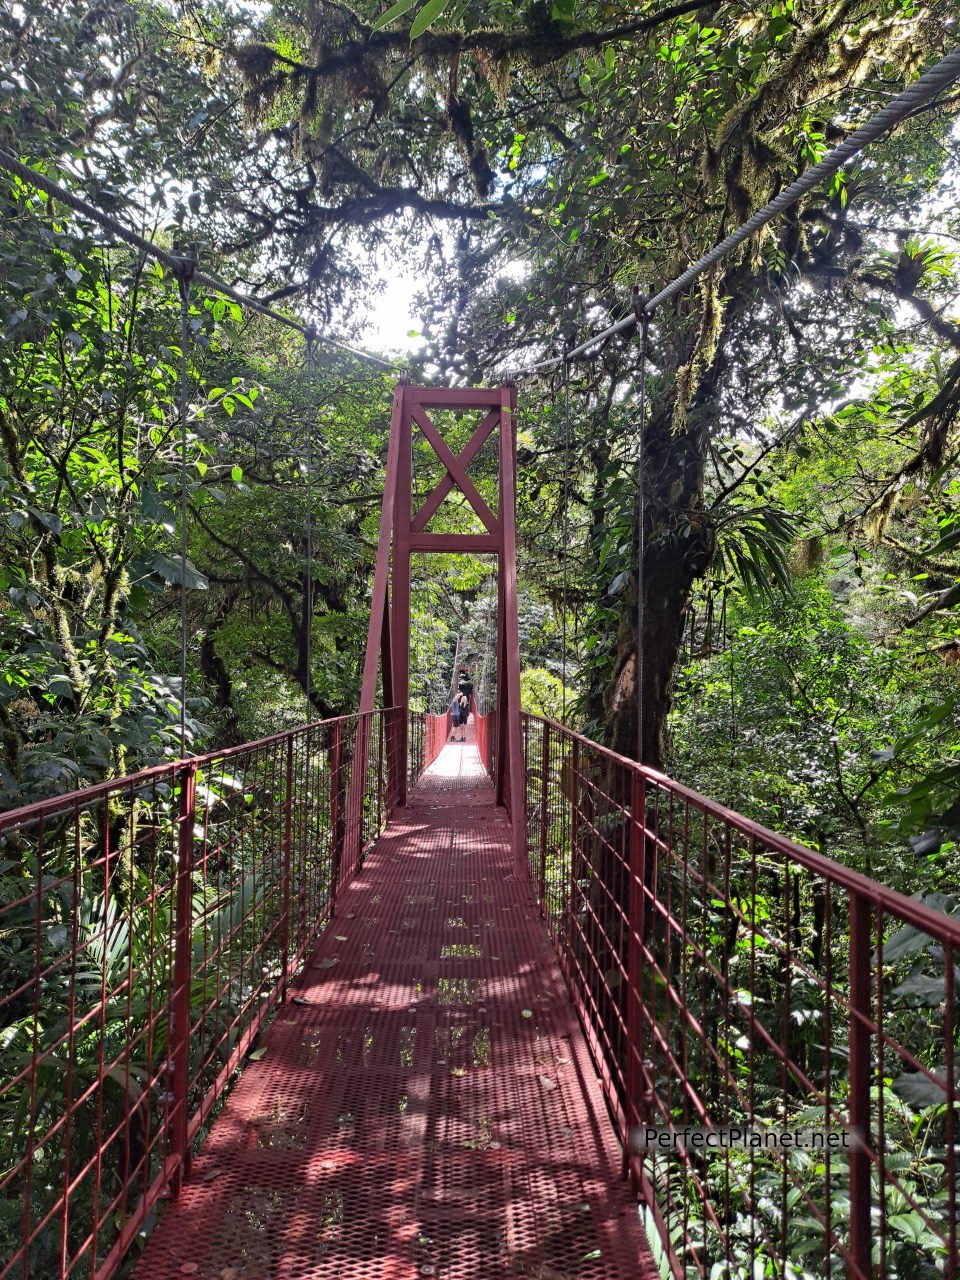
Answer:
[6, 0, 960, 779]
[0, 196, 220, 800]
[182, 0, 958, 763]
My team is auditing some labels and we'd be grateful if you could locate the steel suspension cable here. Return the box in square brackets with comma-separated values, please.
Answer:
[0, 147, 397, 371]
[516, 44, 960, 378]
[636, 315, 649, 765]
[560, 356, 572, 724]
[304, 332, 316, 721]
[174, 248, 196, 758]
[478, 580, 495, 713]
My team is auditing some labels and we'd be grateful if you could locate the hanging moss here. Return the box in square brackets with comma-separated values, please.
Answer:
[232, 40, 278, 83]
[521, 1, 569, 68]
[703, 2, 927, 237]
[671, 279, 725, 434]
[790, 537, 825, 574]
[862, 486, 903, 543]
[475, 49, 512, 106]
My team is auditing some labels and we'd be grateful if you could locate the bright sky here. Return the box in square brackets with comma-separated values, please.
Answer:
[360, 268, 427, 357]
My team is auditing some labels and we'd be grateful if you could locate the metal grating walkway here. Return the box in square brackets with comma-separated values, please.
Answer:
[133, 725, 656, 1280]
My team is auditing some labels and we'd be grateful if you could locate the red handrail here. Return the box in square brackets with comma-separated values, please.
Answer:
[520, 712, 959, 1279]
[423, 710, 453, 768]
[0, 709, 403, 1280]
[473, 695, 494, 774]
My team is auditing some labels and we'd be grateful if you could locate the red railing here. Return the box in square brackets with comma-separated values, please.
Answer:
[0, 709, 402, 1280]
[407, 707, 424, 790]
[423, 710, 453, 769]
[473, 696, 494, 775]
[521, 713, 959, 1279]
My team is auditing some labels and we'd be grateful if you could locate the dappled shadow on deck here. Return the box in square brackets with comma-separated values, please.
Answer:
[132, 721, 654, 1280]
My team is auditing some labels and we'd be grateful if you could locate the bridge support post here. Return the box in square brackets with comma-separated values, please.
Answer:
[497, 383, 525, 858]
[390, 398, 412, 807]
[624, 768, 656, 1188]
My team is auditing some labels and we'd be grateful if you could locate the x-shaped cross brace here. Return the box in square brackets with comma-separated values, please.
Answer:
[410, 406, 500, 535]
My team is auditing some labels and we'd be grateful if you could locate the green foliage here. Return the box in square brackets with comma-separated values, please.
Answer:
[713, 504, 799, 603]
[1, 3, 959, 1275]
[519, 666, 576, 724]
[0, 196, 218, 801]
[671, 577, 940, 885]
[409, 0, 452, 40]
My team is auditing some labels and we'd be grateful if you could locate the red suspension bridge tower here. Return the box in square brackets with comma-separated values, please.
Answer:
[357, 381, 525, 843]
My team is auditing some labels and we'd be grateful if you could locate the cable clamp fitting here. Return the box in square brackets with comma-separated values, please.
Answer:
[632, 283, 654, 343]
[633, 284, 653, 325]
[171, 241, 198, 300]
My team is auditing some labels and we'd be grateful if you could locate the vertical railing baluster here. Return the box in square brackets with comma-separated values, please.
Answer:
[281, 735, 293, 997]
[625, 768, 648, 1172]
[946, 942, 957, 1280]
[171, 759, 197, 1195]
[330, 721, 343, 915]
[848, 893, 872, 1279]
[538, 723, 550, 909]
[567, 738, 581, 970]
[377, 710, 385, 832]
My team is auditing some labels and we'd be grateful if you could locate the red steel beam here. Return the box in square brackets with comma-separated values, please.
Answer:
[406, 387, 503, 407]
[497, 383, 525, 857]
[358, 383, 404, 716]
[391, 390, 413, 804]
[408, 533, 501, 552]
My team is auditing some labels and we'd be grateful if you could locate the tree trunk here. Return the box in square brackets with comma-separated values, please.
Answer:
[602, 302, 726, 768]
[199, 608, 245, 746]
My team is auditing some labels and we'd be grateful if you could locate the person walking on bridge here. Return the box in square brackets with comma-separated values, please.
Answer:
[450, 692, 468, 742]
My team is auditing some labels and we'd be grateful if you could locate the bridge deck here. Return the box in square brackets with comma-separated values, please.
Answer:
[134, 721, 656, 1279]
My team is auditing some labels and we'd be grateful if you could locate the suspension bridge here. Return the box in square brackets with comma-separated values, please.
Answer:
[2, 379, 959, 1280]
[3, 46, 960, 1280]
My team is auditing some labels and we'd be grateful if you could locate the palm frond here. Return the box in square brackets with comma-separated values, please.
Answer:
[714, 504, 800, 602]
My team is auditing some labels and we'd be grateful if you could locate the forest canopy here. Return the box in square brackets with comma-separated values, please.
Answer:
[1, 0, 960, 893]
